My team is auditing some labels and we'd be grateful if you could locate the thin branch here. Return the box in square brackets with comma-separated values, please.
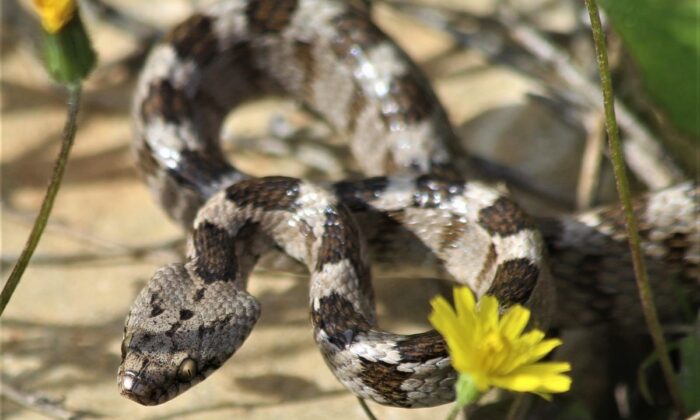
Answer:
[505, 394, 530, 420]
[1, 86, 82, 316]
[0, 379, 88, 419]
[576, 112, 606, 209]
[583, 0, 685, 415]
[0, 238, 182, 268]
[357, 397, 379, 420]
[2, 206, 182, 260]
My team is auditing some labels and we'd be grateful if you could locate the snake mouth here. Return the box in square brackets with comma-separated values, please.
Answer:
[119, 370, 163, 406]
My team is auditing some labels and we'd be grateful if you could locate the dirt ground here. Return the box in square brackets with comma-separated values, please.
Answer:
[1, 0, 597, 418]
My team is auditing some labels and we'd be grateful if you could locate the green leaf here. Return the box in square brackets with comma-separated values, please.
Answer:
[598, 0, 700, 139]
[637, 326, 700, 412]
[678, 330, 700, 412]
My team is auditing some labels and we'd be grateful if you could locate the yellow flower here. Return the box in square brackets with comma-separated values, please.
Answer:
[429, 287, 571, 399]
[34, 0, 76, 33]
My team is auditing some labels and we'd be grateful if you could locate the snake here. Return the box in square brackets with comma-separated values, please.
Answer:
[118, 0, 700, 408]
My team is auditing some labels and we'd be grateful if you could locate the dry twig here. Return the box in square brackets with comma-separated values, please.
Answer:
[0, 379, 93, 419]
[576, 112, 606, 209]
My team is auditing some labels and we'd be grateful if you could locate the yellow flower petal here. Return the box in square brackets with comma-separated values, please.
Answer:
[536, 375, 572, 393]
[499, 304, 530, 340]
[490, 372, 543, 392]
[430, 297, 470, 368]
[519, 329, 546, 346]
[476, 295, 499, 331]
[493, 371, 571, 393]
[508, 362, 572, 377]
[454, 287, 475, 316]
[451, 288, 477, 339]
[521, 338, 563, 365]
[34, 0, 77, 33]
[429, 297, 461, 337]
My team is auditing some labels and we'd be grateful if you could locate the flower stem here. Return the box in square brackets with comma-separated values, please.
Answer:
[445, 374, 479, 420]
[506, 394, 527, 420]
[357, 397, 379, 420]
[0, 85, 82, 316]
[446, 404, 462, 420]
[582, 0, 686, 416]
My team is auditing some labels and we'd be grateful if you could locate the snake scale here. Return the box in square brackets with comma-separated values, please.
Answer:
[118, 0, 699, 408]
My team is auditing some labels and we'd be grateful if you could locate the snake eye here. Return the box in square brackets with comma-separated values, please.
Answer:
[177, 358, 197, 382]
[121, 332, 133, 359]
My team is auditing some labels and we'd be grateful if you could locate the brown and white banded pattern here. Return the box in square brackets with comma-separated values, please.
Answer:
[119, 176, 548, 407]
[133, 0, 463, 227]
[121, 0, 699, 409]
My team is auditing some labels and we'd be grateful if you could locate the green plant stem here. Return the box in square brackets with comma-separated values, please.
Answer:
[446, 404, 461, 420]
[0, 85, 82, 316]
[357, 397, 379, 420]
[583, 0, 686, 416]
[506, 394, 527, 420]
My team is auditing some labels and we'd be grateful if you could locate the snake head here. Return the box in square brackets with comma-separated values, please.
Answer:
[118, 263, 261, 405]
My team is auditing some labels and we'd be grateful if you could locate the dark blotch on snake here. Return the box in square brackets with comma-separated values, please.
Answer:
[166, 321, 182, 338]
[311, 293, 371, 349]
[196, 313, 234, 342]
[193, 288, 206, 302]
[197, 325, 208, 341]
[534, 217, 564, 245]
[166, 149, 235, 192]
[487, 258, 539, 305]
[383, 74, 435, 125]
[166, 14, 218, 65]
[140, 80, 191, 124]
[226, 177, 301, 211]
[294, 41, 315, 100]
[394, 330, 448, 363]
[357, 359, 412, 406]
[150, 306, 164, 317]
[478, 197, 535, 237]
[330, 8, 384, 57]
[192, 222, 237, 283]
[180, 309, 194, 320]
[246, 0, 299, 33]
[334, 176, 389, 211]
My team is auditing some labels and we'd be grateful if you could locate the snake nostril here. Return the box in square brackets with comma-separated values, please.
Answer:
[120, 371, 138, 393]
[119, 370, 166, 406]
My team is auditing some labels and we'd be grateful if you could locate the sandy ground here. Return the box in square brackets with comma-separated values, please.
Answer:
[1, 0, 595, 418]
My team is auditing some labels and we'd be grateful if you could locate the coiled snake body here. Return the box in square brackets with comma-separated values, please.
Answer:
[119, 0, 699, 408]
